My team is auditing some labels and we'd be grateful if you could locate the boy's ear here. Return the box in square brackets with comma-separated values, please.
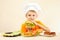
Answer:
[25, 14, 27, 18]
[36, 14, 38, 17]
[25, 13, 28, 18]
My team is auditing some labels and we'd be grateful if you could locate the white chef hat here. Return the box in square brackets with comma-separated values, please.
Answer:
[23, 3, 41, 14]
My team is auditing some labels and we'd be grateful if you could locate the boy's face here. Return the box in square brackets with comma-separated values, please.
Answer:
[26, 11, 38, 20]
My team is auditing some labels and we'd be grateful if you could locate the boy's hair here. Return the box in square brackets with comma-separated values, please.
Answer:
[26, 10, 36, 16]
[28, 10, 36, 13]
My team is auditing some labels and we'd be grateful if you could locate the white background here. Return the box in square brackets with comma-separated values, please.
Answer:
[0, 0, 60, 33]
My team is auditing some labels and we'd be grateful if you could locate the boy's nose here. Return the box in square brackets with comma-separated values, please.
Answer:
[31, 16, 34, 18]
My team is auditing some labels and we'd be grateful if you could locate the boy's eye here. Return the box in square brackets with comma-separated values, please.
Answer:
[28, 15, 31, 16]
[33, 15, 35, 16]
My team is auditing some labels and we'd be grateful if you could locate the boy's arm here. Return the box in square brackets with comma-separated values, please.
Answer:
[32, 21, 50, 32]
[21, 24, 33, 36]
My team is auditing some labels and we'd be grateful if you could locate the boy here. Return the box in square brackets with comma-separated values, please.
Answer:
[21, 10, 50, 36]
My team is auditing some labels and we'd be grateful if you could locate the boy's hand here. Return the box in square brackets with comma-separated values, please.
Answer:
[31, 20, 51, 32]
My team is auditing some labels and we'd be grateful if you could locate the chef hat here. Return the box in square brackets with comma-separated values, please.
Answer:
[23, 3, 41, 14]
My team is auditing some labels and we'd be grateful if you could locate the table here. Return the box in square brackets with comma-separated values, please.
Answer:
[0, 33, 60, 40]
